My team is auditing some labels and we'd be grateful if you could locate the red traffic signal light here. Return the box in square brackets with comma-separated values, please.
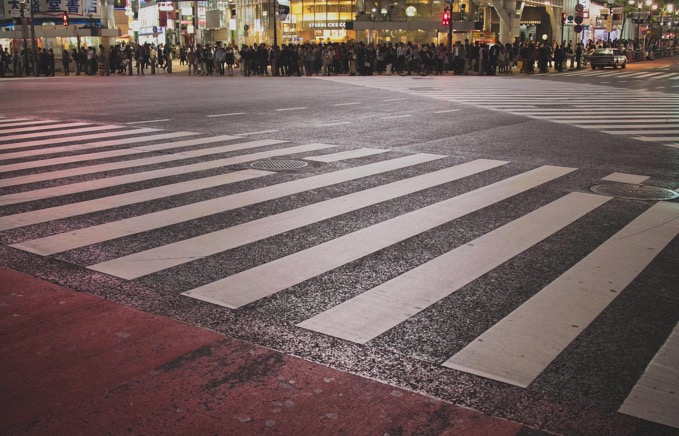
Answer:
[442, 8, 450, 26]
[562, 12, 567, 23]
[62, 12, 69, 26]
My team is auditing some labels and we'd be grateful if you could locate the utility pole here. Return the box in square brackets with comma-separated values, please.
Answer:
[273, 0, 277, 48]
[29, 1, 38, 76]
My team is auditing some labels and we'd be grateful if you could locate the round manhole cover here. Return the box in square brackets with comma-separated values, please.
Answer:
[250, 159, 308, 170]
[590, 183, 679, 201]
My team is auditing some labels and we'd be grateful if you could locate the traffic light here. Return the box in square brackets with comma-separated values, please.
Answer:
[442, 8, 450, 26]
[62, 12, 69, 26]
[562, 12, 567, 24]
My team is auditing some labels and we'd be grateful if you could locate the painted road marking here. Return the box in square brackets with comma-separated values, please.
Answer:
[333, 102, 362, 106]
[126, 119, 171, 124]
[206, 112, 246, 117]
[0, 131, 196, 166]
[299, 192, 609, 344]
[0, 170, 273, 231]
[0, 129, 166, 152]
[619, 321, 679, 429]
[90, 159, 507, 279]
[313, 122, 351, 127]
[601, 173, 650, 184]
[234, 130, 280, 136]
[434, 109, 461, 114]
[275, 107, 308, 111]
[0, 122, 91, 135]
[382, 115, 412, 119]
[0, 139, 291, 205]
[444, 201, 679, 388]
[12, 153, 442, 255]
[0, 118, 31, 124]
[182, 165, 576, 309]
[304, 148, 388, 162]
[0, 120, 58, 128]
[0, 137, 274, 187]
[0, 125, 124, 143]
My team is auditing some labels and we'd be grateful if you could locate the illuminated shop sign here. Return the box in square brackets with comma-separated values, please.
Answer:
[307, 22, 346, 28]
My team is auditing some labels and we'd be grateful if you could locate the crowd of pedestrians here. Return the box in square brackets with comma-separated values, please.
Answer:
[1, 35, 676, 78]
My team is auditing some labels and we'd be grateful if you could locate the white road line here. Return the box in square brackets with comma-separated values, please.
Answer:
[299, 192, 609, 344]
[0, 122, 91, 135]
[382, 115, 412, 119]
[183, 165, 576, 309]
[0, 136, 268, 187]
[510, 109, 679, 114]
[0, 131, 194, 162]
[234, 130, 280, 136]
[383, 98, 407, 102]
[275, 107, 308, 111]
[12, 153, 443, 256]
[634, 136, 679, 142]
[0, 118, 31, 124]
[634, 72, 665, 78]
[0, 129, 165, 152]
[90, 159, 507, 279]
[304, 148, 388, 162]
[651, 73, 678, 80]
[601, 172, 650, 184]
[0, 139, 291, 205]
[0, 120, 57, 128]
[126, 119, 171, 124]
[602, 129, 679, 135]
[206, 112, 246, 117]
[0, 170, 273, 231]
[574, 124, 679, 129]
[528, 115, 679, 120]
[313, 122, 352, 127]
[0, 125, 126, 144]
[433, 109, 461, 114]
[444, 201, 679, 388]
[333, 102, 361, 106]
[619, 321, 679, 429]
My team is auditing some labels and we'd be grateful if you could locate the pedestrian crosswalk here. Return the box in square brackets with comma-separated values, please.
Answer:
[1, 117, 678, 429]
[565, 68, 679, 81]
[314, 75, 679, 147]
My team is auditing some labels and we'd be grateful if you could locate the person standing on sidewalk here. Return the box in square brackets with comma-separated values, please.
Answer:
[187, 46, 196, 75]
[62, 49, 71, 75]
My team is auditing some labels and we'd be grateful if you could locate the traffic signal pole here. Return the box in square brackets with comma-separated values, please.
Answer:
[448, 8, 453, 52]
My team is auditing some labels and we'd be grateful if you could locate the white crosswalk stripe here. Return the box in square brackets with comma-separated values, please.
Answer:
[313, 75, 679, 146]
[619, 321, 679, 428]
[444, 201, 679, 387]
[564, 69, 679, 80]
[2, 120, 678, 430]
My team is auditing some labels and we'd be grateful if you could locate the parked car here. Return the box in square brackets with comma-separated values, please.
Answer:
[589, 48, 627, 69]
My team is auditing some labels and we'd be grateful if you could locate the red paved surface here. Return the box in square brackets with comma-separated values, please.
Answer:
[0, 267, 532, 435]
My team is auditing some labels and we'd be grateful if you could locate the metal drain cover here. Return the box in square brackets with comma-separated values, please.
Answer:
[250, 159, 308, 170]
[590, 183, 679, 201]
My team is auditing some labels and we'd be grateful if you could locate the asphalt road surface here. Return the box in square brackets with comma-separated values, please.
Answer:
[2, 61, 679, 435]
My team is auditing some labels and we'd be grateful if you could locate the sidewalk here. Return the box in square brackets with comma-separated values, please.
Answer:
[3, 53, 678, 80]
[0, 268, 543, 435]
